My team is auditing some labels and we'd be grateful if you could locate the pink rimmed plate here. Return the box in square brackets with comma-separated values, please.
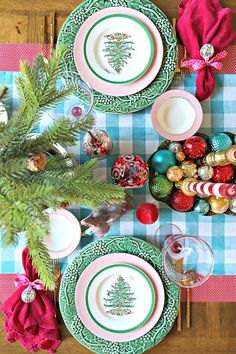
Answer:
[73, 7, 163, 97]
[44, 209, 81, 259]
[75, 253, 165, 342]
[151, 90, 203, 141]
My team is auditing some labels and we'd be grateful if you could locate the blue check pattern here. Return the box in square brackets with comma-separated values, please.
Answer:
[0, 72, 236, 276]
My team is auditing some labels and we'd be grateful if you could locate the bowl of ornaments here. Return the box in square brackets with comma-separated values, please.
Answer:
[148, 132, 236, 216]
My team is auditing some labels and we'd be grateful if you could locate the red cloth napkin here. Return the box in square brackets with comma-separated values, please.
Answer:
[1, 247, 61, 353]
[177, 0, 236, 101]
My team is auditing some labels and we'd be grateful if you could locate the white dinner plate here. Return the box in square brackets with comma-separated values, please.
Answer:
[44, 209, 81, 259]
[85, 263, 155, 333]
[83, 14, 154, 84]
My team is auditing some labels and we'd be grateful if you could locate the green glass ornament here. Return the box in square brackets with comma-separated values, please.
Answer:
[209, 133, 232, 151]
[150, 175, 173, 199]
[194, 199, 210, 215]
[151, 150, 176, 174]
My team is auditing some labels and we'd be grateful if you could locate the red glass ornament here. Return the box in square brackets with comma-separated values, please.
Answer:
[72, 106, 83, 117]
[212, 165, 234, 183]
[172, 242, 183, 254]
[171, 190, 194, 212]
[183, 136, 207, 159]
[111, 154, 149, 188]
[136, 203, 159, 224]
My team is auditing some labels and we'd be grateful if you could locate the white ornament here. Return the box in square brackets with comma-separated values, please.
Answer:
[21, 285, 36, 303]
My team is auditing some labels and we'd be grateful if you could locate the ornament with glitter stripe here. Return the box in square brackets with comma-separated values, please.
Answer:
[209, 196, 229, 214]
[150, 175, 173, 199]
[209, 133, 232, 151]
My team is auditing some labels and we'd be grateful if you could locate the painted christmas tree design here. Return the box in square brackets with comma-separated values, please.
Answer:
[103, 33, 135, 74]
[103, 275, 136, 316]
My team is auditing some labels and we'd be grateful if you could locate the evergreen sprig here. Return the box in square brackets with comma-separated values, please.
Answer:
[0, 47, 124, 290]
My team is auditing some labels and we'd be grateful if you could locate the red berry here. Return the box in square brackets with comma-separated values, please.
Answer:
[136, 203, 159, 224]
[172, 242, 183, 254]
[72, 106, 83, 117]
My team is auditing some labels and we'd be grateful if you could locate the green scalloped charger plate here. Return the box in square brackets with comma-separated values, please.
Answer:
[57, 0, 178, 114]
[59, 236, 180, 354]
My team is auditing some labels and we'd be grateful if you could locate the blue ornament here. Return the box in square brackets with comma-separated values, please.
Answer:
[151, 150, 176, 174]
[194, 199, 210, 215]
[209, 133, 232, 151]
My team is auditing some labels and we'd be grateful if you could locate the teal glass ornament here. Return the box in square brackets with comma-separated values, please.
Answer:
[194, 199, 210, 215]
[209, 133, 232, 151]
[150, 175, 173, 199]
[151, 150, 176, 174]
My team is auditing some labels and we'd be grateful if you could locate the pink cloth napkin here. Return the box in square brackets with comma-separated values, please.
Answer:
[177, 0, 236, 101]
[1, 247, 61, 353]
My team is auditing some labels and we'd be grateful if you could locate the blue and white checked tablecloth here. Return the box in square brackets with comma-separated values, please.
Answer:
[0, 72, 236, 276]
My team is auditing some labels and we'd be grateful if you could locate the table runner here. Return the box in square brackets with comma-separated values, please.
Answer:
[0, 44, 236, 303]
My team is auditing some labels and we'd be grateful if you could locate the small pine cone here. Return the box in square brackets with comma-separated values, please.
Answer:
[27, 151, 46, 171]
[60, 201, 70, 209]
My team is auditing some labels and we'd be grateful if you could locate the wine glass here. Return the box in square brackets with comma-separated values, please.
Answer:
[155, 222, 182, 249]
[62, 71, 94, 121]
[162, 234, 214, 288]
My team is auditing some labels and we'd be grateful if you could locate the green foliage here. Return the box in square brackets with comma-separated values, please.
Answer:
[0, 47, 124, 290]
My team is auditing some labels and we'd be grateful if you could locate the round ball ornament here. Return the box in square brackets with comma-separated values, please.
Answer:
[209, 133, 232, 151]
[151, 150, 176, 174]
[21, 285, 36, 303]
[194, 199, 210, 215]
[212, 165, 234, 183]
[229, 198, 236, 214]
[83, 129, 113, 160]
[150, 175, 173, 199]
[183, 136, 207, 159]
[168, 142, 182, 154]
[111, 154, 148, 188]
[200, 43, 214, 62]
[176, 151, 186, 162]
[166, 166, 183, 182]
[171, 190, 194, 212]
[136, 203, 159, 224]
[209, 196, 230, 214]
[198, 165, 214, 181]
[181, 160, 198, 178]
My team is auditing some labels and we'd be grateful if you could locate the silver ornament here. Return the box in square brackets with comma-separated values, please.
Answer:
[168, 142, 182, 154]
[21, 285, 36, 303]
[198, 165, 214, 181]
[200, 44, 214, 62]
[194, 199, 210, 215]
[229, 198, 236, 214]
[83, 129, 113, 160]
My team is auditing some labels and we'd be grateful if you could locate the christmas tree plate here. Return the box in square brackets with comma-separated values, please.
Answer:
[85, 264, 155, 333]
[75, 253, 165, 342]
[60, 237, 179, 353]
[43, 209, 81, 259]
[83, 14, 154, 85]
[57, 0, 177, 114]
[73, 7, 164, 97]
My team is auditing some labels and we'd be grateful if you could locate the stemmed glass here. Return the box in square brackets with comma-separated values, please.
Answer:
[155, 224, 214, 329]
[62, 71, 95, 122]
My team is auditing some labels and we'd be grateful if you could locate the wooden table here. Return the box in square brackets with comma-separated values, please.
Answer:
[0, 0, 236, 353]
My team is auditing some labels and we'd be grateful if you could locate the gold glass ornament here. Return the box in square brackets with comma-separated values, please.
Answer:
[181, 160, 198, 178]
[166, 166, 183, 182]
[176, 151, 186, 162]
[208, 196, 230, 214]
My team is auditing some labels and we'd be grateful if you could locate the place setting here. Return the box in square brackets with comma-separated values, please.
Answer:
[1, 0, 236, 353]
